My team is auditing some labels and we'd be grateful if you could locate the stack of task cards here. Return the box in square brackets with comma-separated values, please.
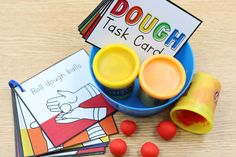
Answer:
[78, 0, 202, 62]
[10, 49, 118, 157]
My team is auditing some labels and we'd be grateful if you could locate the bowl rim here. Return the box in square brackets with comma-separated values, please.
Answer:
[90, 43, 195, 111]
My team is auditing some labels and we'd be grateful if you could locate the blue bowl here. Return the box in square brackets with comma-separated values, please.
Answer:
[89, 43, 195, 117]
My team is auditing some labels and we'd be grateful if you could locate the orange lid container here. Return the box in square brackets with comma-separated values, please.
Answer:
[139, 54, 186, 100]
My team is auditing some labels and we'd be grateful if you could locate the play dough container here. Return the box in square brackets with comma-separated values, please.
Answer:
[92, 44, 140, 99]
[170, 72, 221, 134]
[139, 54, 186, 107]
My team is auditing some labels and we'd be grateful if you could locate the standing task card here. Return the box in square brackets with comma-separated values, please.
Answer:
[82, 0, 202, 62]
[14, 49, 116, 147]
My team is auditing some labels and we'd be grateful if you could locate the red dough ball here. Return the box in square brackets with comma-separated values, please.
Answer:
[141, 142, 159, 157]
[120, 120, 137, 136]
[109, 139, 127, 157]
[157, 120, 176, 140]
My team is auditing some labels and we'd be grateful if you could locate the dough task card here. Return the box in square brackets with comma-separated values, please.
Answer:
[14, 93, 116, 156]
[85, 0, 202, 62]
[13, 49, 116, 147]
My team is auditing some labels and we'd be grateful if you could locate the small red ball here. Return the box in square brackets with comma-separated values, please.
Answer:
[109, 139, 127, 157]
[141, 142, 159, 157]
[120, 120, 137, 136]
[157, 120, 176, 140]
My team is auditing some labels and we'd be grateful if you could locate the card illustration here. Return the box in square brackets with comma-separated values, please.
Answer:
[46, 83, 107, 124]
[15, 92, 116, 156]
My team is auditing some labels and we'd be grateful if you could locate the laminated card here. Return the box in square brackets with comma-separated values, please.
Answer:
[14, 49, 116, 147]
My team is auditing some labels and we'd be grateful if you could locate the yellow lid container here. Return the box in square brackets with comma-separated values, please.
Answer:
[139, 54, 186, 101]
[92, 44, 140, 99]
